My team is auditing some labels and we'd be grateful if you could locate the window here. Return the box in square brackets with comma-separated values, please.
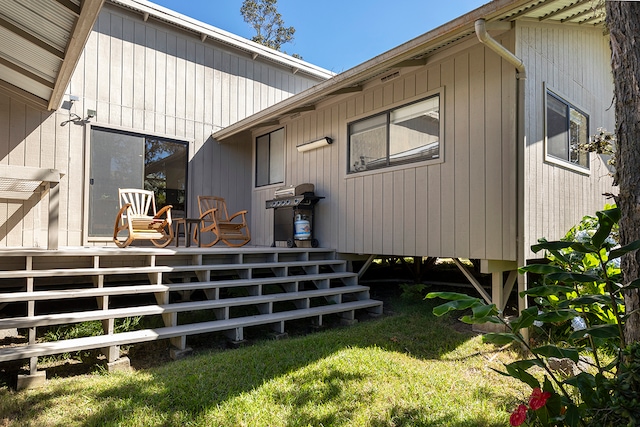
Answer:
[256, 127, 284, 187]
[546, 90, 589, 169]
[349, 95, 440, 173]
[89, 127, 187, 238]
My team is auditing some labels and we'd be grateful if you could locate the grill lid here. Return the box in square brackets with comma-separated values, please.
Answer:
[273, 183, 314, 198]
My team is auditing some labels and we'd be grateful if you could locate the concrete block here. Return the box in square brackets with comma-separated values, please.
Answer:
[106, 357, 131, 373]
[169, 347, 193, 360]
[269, 332, 288, 340]
[17, 371, 46, 390]
[0, 328, 18, 339]
[226, 340, 247, 349]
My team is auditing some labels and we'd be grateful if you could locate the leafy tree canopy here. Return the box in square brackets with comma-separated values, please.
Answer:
[241, 0, 296, 54]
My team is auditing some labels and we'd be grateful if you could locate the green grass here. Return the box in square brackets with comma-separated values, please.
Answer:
[0, 298, 528, 427]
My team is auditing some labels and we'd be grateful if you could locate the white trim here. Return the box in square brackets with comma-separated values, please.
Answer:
[83, 124, 90, 246]
[87, 120, 196, 144]
[544, 154, 592, 175]
[343, 156, 444, 180]
[109, 0, 334, 81]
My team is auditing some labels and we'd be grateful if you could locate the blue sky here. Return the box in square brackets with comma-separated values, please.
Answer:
[151, 0, 489, 73]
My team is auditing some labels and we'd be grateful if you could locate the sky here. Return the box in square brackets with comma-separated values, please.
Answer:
[150, 0, 490, 73]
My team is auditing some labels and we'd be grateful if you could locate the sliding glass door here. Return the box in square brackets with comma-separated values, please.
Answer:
[89, 127, 187, 238]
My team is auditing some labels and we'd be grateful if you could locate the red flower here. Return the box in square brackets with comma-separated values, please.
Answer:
[529, 387, 552, 410]
[510, 404, 528, 426]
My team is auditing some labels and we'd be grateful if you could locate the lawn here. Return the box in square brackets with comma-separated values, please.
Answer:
[0, 296, 527, 427]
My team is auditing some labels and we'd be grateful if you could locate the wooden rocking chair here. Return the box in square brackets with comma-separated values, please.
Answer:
[113, 188, 174, 248]
[194, 196, 250, 247]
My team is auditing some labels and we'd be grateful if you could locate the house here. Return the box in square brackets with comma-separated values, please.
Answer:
[0, 0, 615, 385]
[0, 0, 350, 387]
[211, 0, 615, 312]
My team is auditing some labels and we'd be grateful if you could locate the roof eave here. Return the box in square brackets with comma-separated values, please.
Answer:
[212, 0, 606, 142]
[211, 0, 534, 141]
[110, 0, 335, 81]
[48, 0, 105, 111]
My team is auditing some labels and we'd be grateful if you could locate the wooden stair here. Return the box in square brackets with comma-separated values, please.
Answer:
[0, 246, 383, 374]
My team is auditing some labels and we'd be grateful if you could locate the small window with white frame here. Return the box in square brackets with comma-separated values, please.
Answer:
[255, 127, 285, 187]
[348, 94, 440, 173]
[545, 89, 589, 170]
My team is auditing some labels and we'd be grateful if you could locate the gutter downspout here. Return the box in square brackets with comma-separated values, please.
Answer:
[475, 19, 527, 316]
[475, 19, 526, 78]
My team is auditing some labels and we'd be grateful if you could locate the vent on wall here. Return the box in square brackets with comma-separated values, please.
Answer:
[381, 71, 400, 82]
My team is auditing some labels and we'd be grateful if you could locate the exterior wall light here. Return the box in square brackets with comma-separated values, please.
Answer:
[296, 137, 333, 152]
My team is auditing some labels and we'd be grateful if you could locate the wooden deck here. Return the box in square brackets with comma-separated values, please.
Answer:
[0, 245, 383, 384]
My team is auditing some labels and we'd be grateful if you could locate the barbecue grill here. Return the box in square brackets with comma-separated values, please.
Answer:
[265, 183, 323, 248]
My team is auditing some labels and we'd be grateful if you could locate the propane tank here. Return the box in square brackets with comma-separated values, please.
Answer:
[294, 214, 311, 240]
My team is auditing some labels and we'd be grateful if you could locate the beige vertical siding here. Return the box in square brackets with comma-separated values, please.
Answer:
[252, 36, 518, 260]
[0, 2, 324, 247]
[519, 22, 615, 259]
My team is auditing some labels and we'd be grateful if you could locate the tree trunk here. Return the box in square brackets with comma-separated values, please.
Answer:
[606, 2, 640, 345]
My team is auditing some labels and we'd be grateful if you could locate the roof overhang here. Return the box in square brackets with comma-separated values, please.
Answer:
[212, 0, 606, 141]
[111, 0, 335, 82]
[0, 0, 105, 111]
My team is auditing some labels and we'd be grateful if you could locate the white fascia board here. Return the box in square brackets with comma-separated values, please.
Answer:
[110, 0, 335, 81]
[210, 0, 554, 141]
[49, 0, 106, 110]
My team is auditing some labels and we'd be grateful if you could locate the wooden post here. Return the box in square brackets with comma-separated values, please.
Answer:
[47, 183, 59, 250]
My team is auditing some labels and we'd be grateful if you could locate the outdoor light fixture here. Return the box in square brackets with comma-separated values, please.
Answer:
[61, 108, 96, 126]
[296, 136, 333, 152]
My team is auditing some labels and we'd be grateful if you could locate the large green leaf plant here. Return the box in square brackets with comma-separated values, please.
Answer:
[427, 207, 640, 426]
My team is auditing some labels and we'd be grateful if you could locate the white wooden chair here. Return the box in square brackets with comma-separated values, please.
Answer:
[113, 188, 174, 248]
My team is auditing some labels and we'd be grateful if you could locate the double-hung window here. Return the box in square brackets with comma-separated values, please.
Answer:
[255, 128, 285, 187]
[545, 90, 589, 169]
[348, 94, 440, 173]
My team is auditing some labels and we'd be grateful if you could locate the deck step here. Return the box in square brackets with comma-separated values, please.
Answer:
[1, 285, 373, 329]
[0, 272, 358, 303]
[0, 246, 384, 369]
[0, 300, 384, 362]
[0, 259, 346, 279]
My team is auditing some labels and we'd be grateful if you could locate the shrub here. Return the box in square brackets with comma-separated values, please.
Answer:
[427, 206, 640, 426]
